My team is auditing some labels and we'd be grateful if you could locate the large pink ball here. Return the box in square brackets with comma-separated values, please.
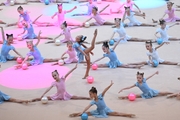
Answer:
[22, 63, 28, 70]
[16, 57, 22, 64]
[91, 64, 98, 70]
[87, 76, 94, 84]
[17, 22, 23, 28]
[128, 93, 136, 101]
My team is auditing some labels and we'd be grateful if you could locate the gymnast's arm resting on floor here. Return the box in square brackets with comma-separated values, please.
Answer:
[41, 86, 54, 98]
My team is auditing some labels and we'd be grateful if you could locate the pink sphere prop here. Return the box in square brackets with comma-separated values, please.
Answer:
[128, 93, 136, 101]
[22, 63, 28, 70]
[91, 64, 98, 70]
[18, 22, 23, 28]
[87, 76, 94, 84]
[16, 57, 22, 64]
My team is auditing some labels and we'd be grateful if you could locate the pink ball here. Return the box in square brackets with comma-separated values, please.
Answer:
[91, 64, 98, 70]
[16, 57, 22, 64]
[17, 22, 23, 28]
[87, 76, 94, 84]
[22, 63, 28, 70]
[128, 93, 136, 101]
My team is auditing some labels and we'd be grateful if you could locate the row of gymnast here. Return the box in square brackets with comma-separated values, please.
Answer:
[0, 0, 180, 26]
[0, 1, 179, 44]
[0, 23, 180, 80]
[1, 62, 180, 118]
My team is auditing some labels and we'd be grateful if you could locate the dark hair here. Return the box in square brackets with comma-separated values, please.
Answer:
[6, 34, 13, 39]
[79, 36, 87, 44]
[89, 87, 97, 94]
[57, 3, 62, 7]
[124, 6, 130, 10]
[159, 19, 165, 25]
[145, 41, 152, 46]
[52, 70, 59, 74]
[114, 18, 121, 21]
[137, 71, 144, 77]
[62, 21, 67, 27]
[102, 42, 109, 49]
[167, 2, 174, 6]
[17, 6, 23, 10]
[93, 6, 98, 11]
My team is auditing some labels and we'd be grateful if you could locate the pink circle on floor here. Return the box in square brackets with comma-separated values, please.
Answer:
[0, 63, 71, 90]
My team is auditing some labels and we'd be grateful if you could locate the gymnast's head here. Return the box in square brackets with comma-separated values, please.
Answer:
[52, 70, 60, 81]
[61, 21, 67, 29]
[6, 34, 13, 44]
[92, 6, 98, 14]
[136, 71, 144, 83]
[159, 19, 166, 28]
[57, 3, 63, 11]
[102, 42, 109, 53]
[26, 40, 34, 50]
[114, 18, 121, 26]
[167, 2, 174, 9]
[75, 35, 87, 44]
[145, 41, 153, 50]
[17, 6, 24, 14]
[89, 87, 97, 99]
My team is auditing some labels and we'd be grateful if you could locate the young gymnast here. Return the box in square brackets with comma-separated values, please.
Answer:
[0, 0, 28, 6]
[70, 81, 135, 118]
[0, 26, 23, 63]
[72, 0, 109, 16]
[128, 41, 179, 67]
[152, 2, 180, 23]
[46, 21, 78, 44]
[31, 64, 90, 102]
[96, 18, 153, 44]
[119, 71, 173, 99]
[123, 6, 155, 27]
[46, 4, 81, 27]
[82, 5, 115, 27]
[155, 20, 180, 42]
[72, 0, 95, 16]
[111, 0, 143, 16]
[73, 29, 97, 79]
[52, 41, 78, 65]
[14, 31, 59, 69]
[92, 41, 143, 69]
[7, 6, 48, 27]
[18, 21, 53, 40]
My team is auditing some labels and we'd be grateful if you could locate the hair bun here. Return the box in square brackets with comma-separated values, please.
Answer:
[159, 19, 165, 24]
[57, 3, 62, 6]
[92, 87, 96, 90]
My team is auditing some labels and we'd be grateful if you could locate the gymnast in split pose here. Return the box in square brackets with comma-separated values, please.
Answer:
[123, 6, 156, 27]
[152, 2, 180, 23]
[96, 18, 153, 44]
[82, 5, 115, 27]
[128, 41, 179, 67]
